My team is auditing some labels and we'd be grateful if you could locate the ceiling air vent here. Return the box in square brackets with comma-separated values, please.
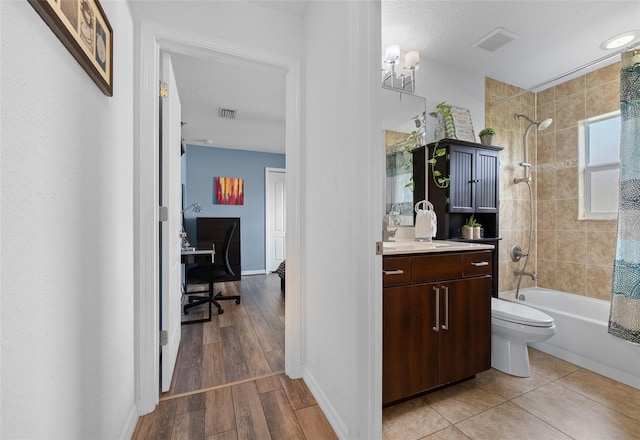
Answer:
[218, 107, 237, 120]
[473, 27, 520, 52]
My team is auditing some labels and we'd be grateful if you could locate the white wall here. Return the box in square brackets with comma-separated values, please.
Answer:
[1, 1, 137, 438]
[415, 61, 486, 144]
[303, 2, 382, 438]
[128, 0, 304, 59]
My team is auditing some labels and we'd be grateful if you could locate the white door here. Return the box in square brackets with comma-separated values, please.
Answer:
[160, 52, 182, 392]
[265, 168, 286, 272]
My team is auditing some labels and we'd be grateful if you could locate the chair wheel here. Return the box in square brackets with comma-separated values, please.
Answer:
[218, 309, 224, 315]
[235, 299, 241, 304]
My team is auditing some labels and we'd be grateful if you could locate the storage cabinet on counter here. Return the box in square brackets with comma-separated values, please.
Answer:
[413, 139, 502, 297]
[382, 251, 492, 406]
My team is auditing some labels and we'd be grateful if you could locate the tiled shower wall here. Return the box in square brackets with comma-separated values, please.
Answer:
[486, 62, 620, 301]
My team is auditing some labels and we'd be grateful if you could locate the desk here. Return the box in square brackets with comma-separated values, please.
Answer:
[181, 248, 222, 324]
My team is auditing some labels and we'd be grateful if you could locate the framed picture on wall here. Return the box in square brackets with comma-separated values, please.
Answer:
[215, 177, 244, 205]
[29, 0, 113, 96]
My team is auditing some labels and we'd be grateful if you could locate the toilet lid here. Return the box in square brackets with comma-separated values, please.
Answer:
[491, 298, 554, 327]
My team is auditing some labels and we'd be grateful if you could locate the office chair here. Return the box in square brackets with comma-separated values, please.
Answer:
[183, 222, 241, 318]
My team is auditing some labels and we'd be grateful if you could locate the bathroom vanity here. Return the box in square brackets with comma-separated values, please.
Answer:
[382, 240, 494, 406]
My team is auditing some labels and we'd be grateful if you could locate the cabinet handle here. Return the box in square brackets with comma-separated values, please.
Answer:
[432, 286, 440, 332]
[442, 286, 449, 330]
[383, 269, 404, 275]
[471, 261, 489, 267]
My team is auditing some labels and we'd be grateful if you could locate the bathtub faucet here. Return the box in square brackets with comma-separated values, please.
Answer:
[514, 268, 538, 281]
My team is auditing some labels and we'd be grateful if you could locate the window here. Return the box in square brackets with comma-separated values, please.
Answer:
[579, 111, 621, 220]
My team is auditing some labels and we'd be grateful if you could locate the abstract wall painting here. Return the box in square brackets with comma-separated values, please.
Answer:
[215, 177, 244, 205]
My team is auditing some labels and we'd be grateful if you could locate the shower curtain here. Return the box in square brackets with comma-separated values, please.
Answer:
[609, 47, 640, 344]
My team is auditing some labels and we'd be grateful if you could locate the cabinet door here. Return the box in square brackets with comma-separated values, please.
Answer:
[383, 284, 439, 404]
[436, 276, 492, 385]
[448, 146, 475, 213]
[475, 149, 500, 213]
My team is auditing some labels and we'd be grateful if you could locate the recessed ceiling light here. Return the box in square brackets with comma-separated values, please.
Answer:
[600, 30, 640, 50]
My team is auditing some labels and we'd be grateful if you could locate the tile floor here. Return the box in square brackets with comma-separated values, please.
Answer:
[383, 348, 640, 440]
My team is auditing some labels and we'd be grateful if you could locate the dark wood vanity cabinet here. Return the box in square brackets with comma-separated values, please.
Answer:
[413, 139, 502, 297]
[382, 251, 492, 406]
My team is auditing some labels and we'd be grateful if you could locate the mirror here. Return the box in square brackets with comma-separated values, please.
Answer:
[382, 88, 427, 226]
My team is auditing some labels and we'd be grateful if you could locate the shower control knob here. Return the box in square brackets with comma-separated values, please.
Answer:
[510, 244, 527, 262]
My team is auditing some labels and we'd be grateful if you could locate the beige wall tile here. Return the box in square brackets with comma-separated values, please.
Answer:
[537, 230, 557, 260]
[537, 102, 554, 126]
[537, 132, 555, 165]
[555, 261, 586, 295]
[537, 169, 557, 200]
[556, 230, 586, 263]
[555, 93, 586, 131]
[555, 167, 578, 201]
[586, 62, 620, 88]
[586, 82, 620, 118]
[537, 258, 558, 291]
[555, 128, 578, 163]
[555, 76, 586, 100]
[555, 199, 585, 232]
[537, 199, 556, 230]
[586, 264, 613, 300]
[537, 86, 555, 106]
[586, 230, 617, 265]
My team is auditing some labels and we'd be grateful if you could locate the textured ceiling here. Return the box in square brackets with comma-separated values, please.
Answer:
[382, 1, 640, 91]
[165, 1, 640, 154]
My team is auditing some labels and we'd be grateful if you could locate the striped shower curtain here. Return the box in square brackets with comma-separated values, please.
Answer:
[609, 47, 640, 344]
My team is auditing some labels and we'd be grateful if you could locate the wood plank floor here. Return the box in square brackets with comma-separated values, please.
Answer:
[133, 273, 338, 439]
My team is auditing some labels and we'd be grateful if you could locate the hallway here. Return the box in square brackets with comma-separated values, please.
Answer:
[133, 274, 338, 439]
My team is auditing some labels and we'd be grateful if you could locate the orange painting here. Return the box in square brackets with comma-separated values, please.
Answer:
[215, 177, 244, 205]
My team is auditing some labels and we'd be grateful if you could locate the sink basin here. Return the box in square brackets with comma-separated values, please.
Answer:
[383, 240, 451, 250]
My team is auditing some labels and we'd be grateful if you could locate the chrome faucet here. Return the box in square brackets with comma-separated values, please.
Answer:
[382, 227, 397, 242]
[514, 268, 537, 281]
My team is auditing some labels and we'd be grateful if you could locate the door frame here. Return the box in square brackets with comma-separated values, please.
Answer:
[265, 167, 286, 273]
[134, 21, 303, 414]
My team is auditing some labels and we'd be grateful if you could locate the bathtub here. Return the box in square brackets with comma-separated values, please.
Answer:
[499, 287, 640, 390]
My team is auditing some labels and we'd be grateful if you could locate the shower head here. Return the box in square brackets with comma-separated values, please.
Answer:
[514, 114, 553, 131]
[538, 118, 553, 131]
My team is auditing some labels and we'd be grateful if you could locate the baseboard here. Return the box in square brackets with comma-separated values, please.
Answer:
[241, 269, 268, 276]
[301, 366, 348, 439]
[120, 404, 139, 439]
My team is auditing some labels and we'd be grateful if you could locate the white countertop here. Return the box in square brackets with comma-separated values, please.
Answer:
[382, 239, 494, 256]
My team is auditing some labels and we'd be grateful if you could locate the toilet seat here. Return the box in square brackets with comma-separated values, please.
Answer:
[491, 298, 554, 328]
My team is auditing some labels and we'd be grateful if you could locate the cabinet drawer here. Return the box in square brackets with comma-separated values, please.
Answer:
[383, 257, 412, 287]
[462, 251, 493, 277]
[412, 253, 462, 283]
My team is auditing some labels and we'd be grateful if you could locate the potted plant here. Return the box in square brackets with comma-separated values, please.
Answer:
[479, 128, 495, 145]
[426, 102, 453, 189]
[462, 215, 482, 239]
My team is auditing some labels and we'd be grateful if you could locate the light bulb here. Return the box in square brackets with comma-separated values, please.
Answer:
[404, 50, 420, 69]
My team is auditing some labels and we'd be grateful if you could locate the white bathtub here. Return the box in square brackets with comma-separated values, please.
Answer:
[500, 287, 640, 390]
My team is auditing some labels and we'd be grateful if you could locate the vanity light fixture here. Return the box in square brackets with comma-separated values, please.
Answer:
[600, 30, 640, 50]
[382, 45, 419, 94]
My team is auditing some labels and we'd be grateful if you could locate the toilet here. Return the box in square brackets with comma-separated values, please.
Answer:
[491, 297, 556, 377]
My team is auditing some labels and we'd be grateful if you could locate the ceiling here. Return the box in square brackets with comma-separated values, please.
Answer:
[169, 1, 639, 154]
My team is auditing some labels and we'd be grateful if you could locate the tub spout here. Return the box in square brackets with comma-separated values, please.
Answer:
[514, 268, 537, 281]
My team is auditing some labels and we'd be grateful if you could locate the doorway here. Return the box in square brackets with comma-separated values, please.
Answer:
[134, 22, 303, 414]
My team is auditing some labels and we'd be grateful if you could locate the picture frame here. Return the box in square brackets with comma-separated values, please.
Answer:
[449, 106, 476, 142]
[29, 0, 113, 96]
